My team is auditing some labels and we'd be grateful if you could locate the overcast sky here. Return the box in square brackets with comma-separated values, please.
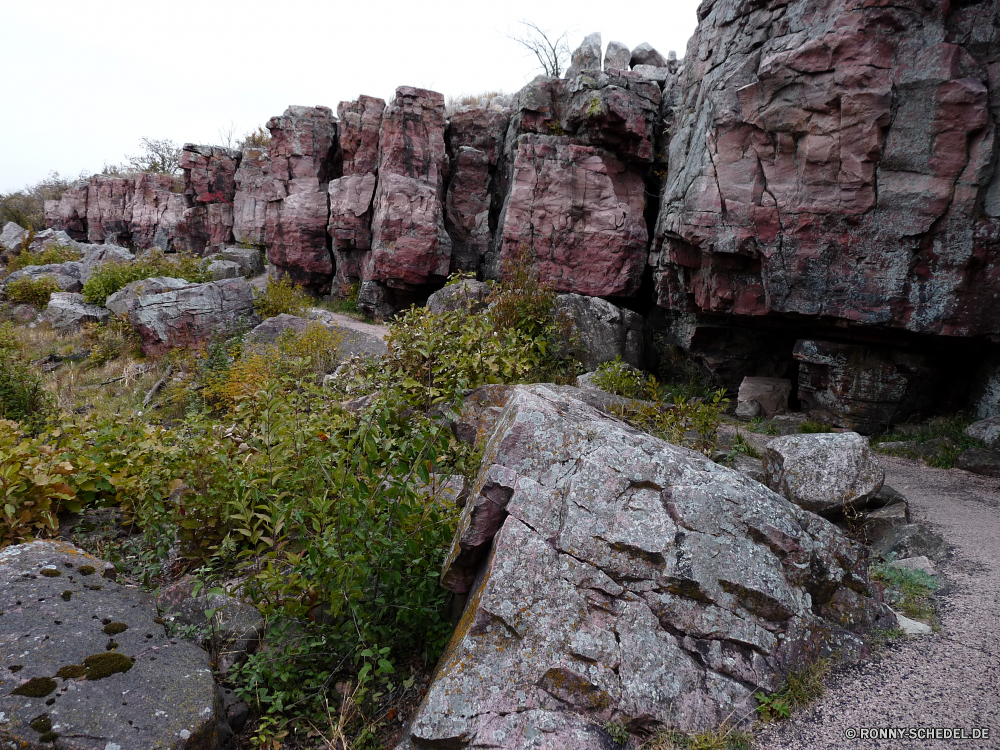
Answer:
[0, 0, 701, 193]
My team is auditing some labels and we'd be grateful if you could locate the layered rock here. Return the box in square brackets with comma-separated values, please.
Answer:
[365, 87, 451, 294]
[173, 144, 241, 255]
[130, 173, 186, 251]
[652, 0, 1000, 342]
[232, 147, 272, 247]
[43, 185, 89, 241]
[264, 106, 338, 289]
[329, 96, 386, 293]
[86, 176, 134, 246]
[399, 386, 891, 747]
[126, 277, 260, 355]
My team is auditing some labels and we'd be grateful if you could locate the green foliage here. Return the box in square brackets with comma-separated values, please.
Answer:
[748, 416, 779, 436]
[728, 430, 761, 459]
[0, 172, 83, 231]
[8, 243, 82, 272]
[869, 558, 937, 620]
[0, 328, 55, 430]
[641, 726, 752, 750]
[592, 356, 656, 400]
[611, 389, 730, 456]
[81, 250, 211, 306]
[84, 313, 142, 365]
[754, 657, 831, 723]
[6, 275, 60, 306]
[604, 720, 630, 744]
[871, 415, 981, 469]
[253, 275, 312, 319]
[799, 420, 833, 434]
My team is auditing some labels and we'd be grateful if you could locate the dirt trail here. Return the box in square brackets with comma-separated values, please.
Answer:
[757, 456, 1000, 749]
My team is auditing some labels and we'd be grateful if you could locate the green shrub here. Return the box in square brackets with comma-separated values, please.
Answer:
[592, 356, 656, 400]
[799, 420, 833, 434]
[7, 243, 82, 272]
[84, 314, 142, 365]
[0, 330, 55, 431]
[6, 275, 60, 306]
[611, 389, 730, 455]
[869, 559, 937, 620]
[754, 657, 831, 724]
[253, 275, 312, 319]
[82, 250, 210, 307]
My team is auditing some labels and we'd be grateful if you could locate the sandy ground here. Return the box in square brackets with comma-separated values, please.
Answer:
[756, 455, 1000, 749]
[309, 308, 389, 341]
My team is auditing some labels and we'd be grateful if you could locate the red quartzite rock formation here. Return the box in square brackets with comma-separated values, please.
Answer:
[652, 0, 1000, 340]
[265, 106, 338, 289]
[130, 173, 186, 251]
[232, 146, 272, 248]
[174, 144, 241, 256]
[86, 176, 134, 246]
[44, 184, 89, 241]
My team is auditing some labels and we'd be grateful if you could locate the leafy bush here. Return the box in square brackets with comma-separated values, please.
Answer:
[592, 356, 656, 400]
[84, 314, 142, 365]
[82, 250, 210, 306]
[6, 275, 60, 306]
[611, 389, 729, 455]
[8, 243, 83, 272]
[0, 327, 55, 431]
[253, 275, 312, 319]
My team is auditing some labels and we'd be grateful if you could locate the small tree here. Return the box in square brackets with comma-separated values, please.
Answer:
[0, 172, 84, 231]
[103, 137, 182, 177]
[507, 21, 571, 78]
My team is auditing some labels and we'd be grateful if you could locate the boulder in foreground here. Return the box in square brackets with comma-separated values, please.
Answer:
[0, 541, 227, 749]
[397, 386, 892, 748]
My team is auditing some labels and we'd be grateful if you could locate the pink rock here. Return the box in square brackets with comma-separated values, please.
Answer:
[232, 147, 272, 247]
[653, 0, 1000, 340]
[337, 96, 386, 176]
[266, 105, 337, 194]
[496, 135, 647, 297]
[180, 144, 239, 205]
[173, 203, 235, 256]
[328, 173, 377, 293]
[375, 87, 447, 187]
[86, 176, 134, 246]
[130, 174, 186, 250]
[265, 191, 332, 288]
[44, 185, 88, 240]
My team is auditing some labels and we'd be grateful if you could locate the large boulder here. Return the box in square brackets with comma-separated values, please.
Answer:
[126, 277, 260, 355]
[42, 293, 110, 329]
[764, 433, 885, 516]
[0, 540, 228, 749]
[555, 293, 643, 370]
[495, 135, 647, 297]
[43, 185, 89, 241]
[604, 41, 631, 72]
[105, 276, 192, 316]
[398, 386, 891, 748]
[425, 279, 491, 315]
[565, 32, 602, 78]
[630, 42, 668, 68]
[126, 173, 186, 251]
[6, 263, 84, 294]
[265, 191, 333, 288]
[0, 221, 28, 253]
[737, 377, 791, 418]
[651, 0, 1000, 342]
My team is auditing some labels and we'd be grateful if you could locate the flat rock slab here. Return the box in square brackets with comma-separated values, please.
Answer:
[0, 541, 223, 749]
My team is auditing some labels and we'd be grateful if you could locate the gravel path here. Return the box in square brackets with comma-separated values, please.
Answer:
[757, 456, 1000, 749]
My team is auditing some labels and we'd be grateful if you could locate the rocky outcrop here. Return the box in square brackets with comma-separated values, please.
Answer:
[264, 106, 338, 289]
[652, 0, 1000, 343]
[86, 176, 134, 246]
[0, 540, 228, 749]
[232, 146, 272, 247]
[5, 263, 83, 294]
[555, 293, 643, 370]
[566, 32, 602, 78]
[42, 293, 110, 329]
[126, 277, 260, 355]
[105, 276, 192, 316]
[399, 386, 891, 748]
[0, 222, 28, 254]
[604, 41, 631, 72]
[43, 185, 89, 241]
[130, 173, 185, 251]
[173, 144, 241, 256]
[737, 377, 791, 418]
[764, 433, 885, 516]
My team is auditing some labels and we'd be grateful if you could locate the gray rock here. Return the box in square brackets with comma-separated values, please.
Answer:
[10, 304, 38, 324]
[400, 385, 887, 747]
[105, 276, 193, 316]
[895, 612, 933, 636]
[565, 32, 602, 78]
[738, 377, 791, 417]
[964, 415, 1000, 451]
[955, 447, 1000, 477]
[890, 555, 936, 575]
[731, 453, 767, 485]
[0, 541, 227, 749]
[27, 229, 75, 252]
[735, 399, 765, 420]
[764, 432, 885, 515]
[79, 244, 135, 284]
[42, 292, 110, 329]
[219, 246, 265, 277]
[425, 279, 490, 315]
[604, 41, 631, 72]
[207, 259, 240, 280]
[127, 277, 259, 355]
[5, 262, 84, 294]
[218, 686, 250, 732]
[858, 501, 910, 545]
[630, 42, 669, 68]
[556, 293, 643, 370]
[245, 313, 316, 346]
[632, 64, 672, 83]
[871, 523, 949, 562]
[248, 312, 388, 362]
[0, 221, 27, 253]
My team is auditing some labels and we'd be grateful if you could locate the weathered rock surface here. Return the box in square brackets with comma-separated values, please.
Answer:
[337, 96, 385, 176]
[265, 191, 332, 288]
[764, 433, 885, 516]
[86, 176, 134, 246]
[130, 173, 185, 251]
[367, 87, 450, 289]
[858, 502, 911, 545]
[78, 244, 133, 285]
[266, 105, 338, 194]
[604, 41, 631, 72]
[180, 144, 240, 206]
[871, 523, 949, 563]
[6, 263, 83, 294]
[44, 186, 89, 241]
[217, 246, 264, 278]
[652, 0, 1000, 343]
[126, 277, 260, 355]
[400, 385, 890, 748]
[0, 222, 28, 253]
[955, 447, 1000, 477]
[42, 293, 110, 329]
[105, 277, 192, 316]
[737, 377, 791, 418]
[630, 42, 668, 69]
[566, 32, 602, 78]
[965, 415, 1000, 452]
[496, 135, 647, 296]
[328, 173, 376, 291]
[0, 541, 226, 750]
[207, 259, 240, 280]
[425, 279, 491, 315]
[232, 147, 272, 247]
[555, 293, 643, 370]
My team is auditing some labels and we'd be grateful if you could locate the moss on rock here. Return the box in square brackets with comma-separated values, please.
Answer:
[39, 568, 62, 578]
[83, 652, 133, 680]
[103, 622, 127, 635]
[77, 565, 96, 576]
[12, 676, 57, 697]
[56, 664, 86, 679]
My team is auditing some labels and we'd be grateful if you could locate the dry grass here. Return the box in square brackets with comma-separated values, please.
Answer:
[445, 91, 509, 116]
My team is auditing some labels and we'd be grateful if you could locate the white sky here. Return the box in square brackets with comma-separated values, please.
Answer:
[0, 0, 701, 193]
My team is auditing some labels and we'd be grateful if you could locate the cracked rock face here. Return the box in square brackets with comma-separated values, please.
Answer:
[0, 541, 224, 750]
[399, 386, 892, 748]
[652, 0, 1000, 339]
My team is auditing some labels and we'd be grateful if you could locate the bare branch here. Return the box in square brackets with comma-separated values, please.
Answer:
[507, 20, 571, 78]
